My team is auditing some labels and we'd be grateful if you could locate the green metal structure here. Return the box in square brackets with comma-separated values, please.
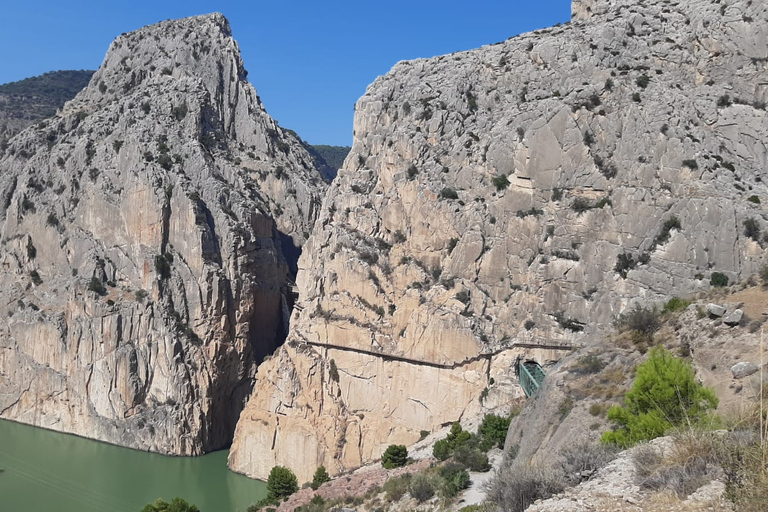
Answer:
[517, 360, 546, 397]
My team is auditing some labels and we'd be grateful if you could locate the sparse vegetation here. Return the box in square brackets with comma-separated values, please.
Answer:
[743, 217, 761, 241]
[570, 354, 607, 375]
[492, 174, 510, 191]
[440, 187, 459, 200]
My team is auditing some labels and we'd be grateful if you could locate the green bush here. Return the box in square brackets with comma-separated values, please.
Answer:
[601, 346, 718, 448]
[433, 439, 451, 461]
[440, 188, 459, 200]
[382, 444, 408, 469]
[663, 297, 691, 314]
[477, 414, 511, 450]
[141, 497, 199, 512]
[492, 174, 510, 191]
[266, 465, 298, 502]
[438, 462, 472, 498]
[454, 444, 491, 472]
[311, 465, 331, 490]
[710, 272, 729, 288]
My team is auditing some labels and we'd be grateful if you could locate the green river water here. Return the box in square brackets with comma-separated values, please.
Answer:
[0, 419, 267, 512]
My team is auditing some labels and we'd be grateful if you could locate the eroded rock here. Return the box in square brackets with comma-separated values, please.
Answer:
[0, 13, 326, 454]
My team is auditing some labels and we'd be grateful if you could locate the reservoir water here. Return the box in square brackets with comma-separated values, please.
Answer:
[0, 419, 267, 512]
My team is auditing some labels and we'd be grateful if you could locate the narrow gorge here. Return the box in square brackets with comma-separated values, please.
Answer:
[0, 0, 766, 501]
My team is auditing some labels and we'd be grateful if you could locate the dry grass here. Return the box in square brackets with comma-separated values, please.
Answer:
[633, 429, 719, 498]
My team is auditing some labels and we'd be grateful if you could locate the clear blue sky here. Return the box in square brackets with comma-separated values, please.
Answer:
[0, 1, 571, 146]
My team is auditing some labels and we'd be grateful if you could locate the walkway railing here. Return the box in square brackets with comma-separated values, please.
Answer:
[518, 360, 546, 397]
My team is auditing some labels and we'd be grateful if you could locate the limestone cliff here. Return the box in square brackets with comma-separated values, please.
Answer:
[0, 14, 326, 454]
[230, 0, 768, 482]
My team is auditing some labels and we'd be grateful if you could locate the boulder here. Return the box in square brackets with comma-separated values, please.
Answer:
[723, 309, 744, 326]
[707, 304, 726, 318]
[731, 362, 759, 379]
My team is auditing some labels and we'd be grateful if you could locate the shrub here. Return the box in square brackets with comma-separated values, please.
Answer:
[26, 238, 37, 259]
[408, 474, 435, 502]
[524, 319, 535, 330]
[652, 215, 681, 248]
[492, 174, 510, 191]
[154, 254, 172, 279]
[710, 272, 729, 287]
[571, 197, 593, 213]
[748, 195, 761, 204]
[554, 312, 584, 332]
[440, 188, 459, 200]
[743, 217, 761, 241]
[141, 497, 199, 512]
[29, 270, 43, 286]
[329, 359, 339, 382]
[633, 430, 717, 497]
[636, 74, 650, 88]
[761, 265, 768, 285]
[439, 463, 471, 498]
[559, 442, 618, 484]
[551, 187, 563, 201]
[382, 444, 408, 469]
[570, 354, 607, 375]
[383, 474, 411, 501]
[617, 304, 660, 338]
[266, 466, 298, 501]
[311, 466, 331, 490]
[433, 422, 473, 460]
[433, 439, 451, 461]
[455, 290, 470, 304]
[88, 277, 107, 295]
[477, 414, 511, 450]
[135, 289, 149, 303]
[601, 346, 718, 448]
[46, 213, 59, 227]
[454, 444, 491, 472]
[682, 159, 698, 170]
[486, 465, 565, 512]
[663, 297, 691, 314]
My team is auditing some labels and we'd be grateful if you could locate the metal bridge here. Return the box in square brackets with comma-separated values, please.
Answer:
[517, 359, 546, 397]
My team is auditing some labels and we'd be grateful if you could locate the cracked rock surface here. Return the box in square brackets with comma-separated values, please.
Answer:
[230, 0, 767, 481]
[0, 13, 325, 454]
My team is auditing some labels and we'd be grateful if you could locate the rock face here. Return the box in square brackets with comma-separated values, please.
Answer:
[0, 14, 325, 454]
[230, 0, 768, 481]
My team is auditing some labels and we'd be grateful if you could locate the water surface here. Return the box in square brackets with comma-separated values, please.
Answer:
[0, 419, 267, 512]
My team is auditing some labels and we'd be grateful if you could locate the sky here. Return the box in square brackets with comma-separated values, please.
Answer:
[0, 1, 572, 146]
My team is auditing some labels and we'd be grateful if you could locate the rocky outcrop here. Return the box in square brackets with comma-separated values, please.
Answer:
[0, 14, 325, 454]
[230, 0, 767, 481]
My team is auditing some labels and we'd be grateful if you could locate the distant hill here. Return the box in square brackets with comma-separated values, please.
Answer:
[309, 145, 350, 172]
[282, 128, 349, 182]
[0, 70, 95, 143]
